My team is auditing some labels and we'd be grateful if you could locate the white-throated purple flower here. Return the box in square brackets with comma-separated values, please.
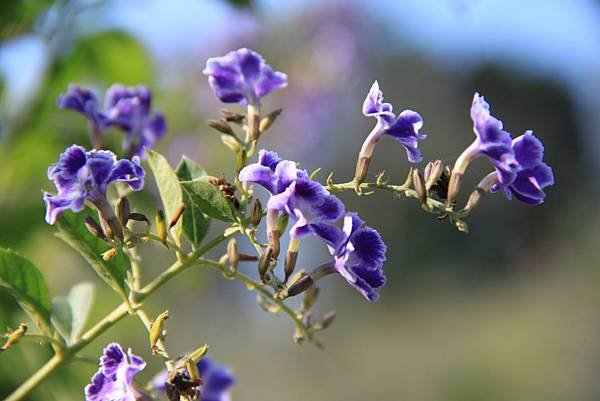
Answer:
[43, 145, 144, 226]
[355, 81, 426, 190]
[100, 84, 166, 159]
[203, 48, 287, 107]
[310, 213, 387, 301]
[152, 356, 235, 401]
[84, 343, 146, 401]
[481, 131, 554, 205]
[447, 93, 519, 205]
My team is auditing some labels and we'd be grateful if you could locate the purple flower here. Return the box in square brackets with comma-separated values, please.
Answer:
[43, 145, 144, 224]
[267, 177, 345, 238]
[314, 213, 387, 301]
[57, 85, 103, 126]
[468, 93, 519, 185]
[238, 149, 306, 196]
[152, 356, 235, 401]
[497, 131, 554, 204]
[203, 48, 288, 106]
[240, 149, 344, 238]
[101, 84, 166, 158]
[85, 343, 146, 401]
[361, 81, 426, 163]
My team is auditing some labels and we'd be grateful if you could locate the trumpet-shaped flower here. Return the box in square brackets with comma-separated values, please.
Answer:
[85, 343, 146, 401]
[43, 145, 144, 224]
[203, 48, 287, 106]
[313, 213, 387, 301]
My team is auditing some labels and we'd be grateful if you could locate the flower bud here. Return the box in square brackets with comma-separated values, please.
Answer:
[129, 212, 149, 224]
[98, 213, 114, 239]
[446, 172, 464, 207]
[227, 238, 239, 272]
[156, 210, 167, 245]
[149, 310, 169, 353]
[286, 274, 314, 297]
[236, 150, 247, 175]
[251, 199, 263, 227]
[220, 108, 245, 124]
[84, 215, 106, 240]
[412, 168, 427, 204]
[207, 119, 235, 136]
[258, 247, 273, 282]
[188, 344, 209, 363]
[424, 160, 444, 190]
[320, 310, 336, 329]
[1, 323, 27, 352]
[115, 197, 130, 226]
[168, 203, 185, 230]
[101, 247, 118, 261]
[259, 108, 282, 133]
[284, 237, 301, 282]
[220, 134, 241, 152]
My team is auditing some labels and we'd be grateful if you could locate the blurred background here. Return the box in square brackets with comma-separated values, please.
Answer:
[1, 0, 599, 400]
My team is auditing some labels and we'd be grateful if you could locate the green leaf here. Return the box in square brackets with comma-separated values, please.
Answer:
[54, 209, 130, 298]
[147, 149, 183, 246]
[52, 282, 94, 345]
[176, 156, 207, 181]
[0, 249, 52, 334]
[176, 157, 210, 247]
[181, 178, 237, 223]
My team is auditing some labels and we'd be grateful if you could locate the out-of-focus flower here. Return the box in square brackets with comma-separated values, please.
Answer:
[498, 131, 554, 204]
[203, 48, 287, 106]
[84, 343, 146, 401]
[57, 85, 103, 126]
[101, 84, 166, 159]
[152, 356, 235, 401]
[314, 213, 387, 301]
[57, 84, 166, 158]
[43, 145, 144, 224]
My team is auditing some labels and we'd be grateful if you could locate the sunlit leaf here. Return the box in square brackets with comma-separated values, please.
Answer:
[181, 178, 236, 223]
[51, 282, 94, 345]
[176, 157, 210, 247]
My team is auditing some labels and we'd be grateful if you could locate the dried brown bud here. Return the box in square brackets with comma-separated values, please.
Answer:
[412, 168, 427, 204]
[219, 109, 245, 123]
[251, 198, 263, 227]
[258, 247, 273, 282]
[208, 176, 240, 209]
[84, 215, 106, 240]
[424, 160, 444, 190]
[287, 274, 314, 297]
[168, 203, 185, 230]
[115, 196, 130, 226]
[101, 247, 118, 261]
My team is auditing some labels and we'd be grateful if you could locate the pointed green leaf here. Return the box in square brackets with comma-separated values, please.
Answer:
[54, 209, 130, 297]
[176, 157, 211, 247]
[0, 249, 52, 334]
[147, 149, 183, 245]
[176, 156, 207, 181]
[52, 282, 94, 345]
[181, 178, 237, 223]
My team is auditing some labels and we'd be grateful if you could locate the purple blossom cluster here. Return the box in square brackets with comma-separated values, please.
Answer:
[240, 149, 387, 301]
[58, 84, 166, 158]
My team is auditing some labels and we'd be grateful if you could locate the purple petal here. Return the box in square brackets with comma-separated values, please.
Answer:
[349, 226, 387, 268]
[57, 85, 100, 123]
[362, 80, 395, 123]
[512, 130, 544, 169]
[257, 149, 281, 170]
[43, 194, 74, 224]
[239, 164, 277, 193]
[107, 156, 145, 191]
[311, 223, 346, 249]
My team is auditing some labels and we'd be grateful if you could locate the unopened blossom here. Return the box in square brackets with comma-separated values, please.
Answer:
[447, 93, 518, 205]
[43, 145, 144, 225]
[355, 81, 426, 189]
[84, 343, 146, 401]
[313, 213, 387, 301]
[203, 48, 287, 106]
[499, 131, 554, 204]
[152, 356, 235, 401]
[101, 84, 166, 158]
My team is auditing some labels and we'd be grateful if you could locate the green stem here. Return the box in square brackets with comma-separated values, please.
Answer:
[195, 258, 312, 342]
[5, 232, 233, 401]
[328, 180, 453, 215]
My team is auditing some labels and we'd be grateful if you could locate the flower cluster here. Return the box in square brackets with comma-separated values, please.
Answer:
[43, 145, 144, 225]
[58, 83, 166, 158]
[240, 149, 387, 301]
[447, 93, 554, 206]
